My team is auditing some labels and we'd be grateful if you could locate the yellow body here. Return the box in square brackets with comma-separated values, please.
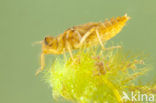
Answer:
[36, 14, 130, 75]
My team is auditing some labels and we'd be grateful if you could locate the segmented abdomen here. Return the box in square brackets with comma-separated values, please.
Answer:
[86, 14, 130, 45]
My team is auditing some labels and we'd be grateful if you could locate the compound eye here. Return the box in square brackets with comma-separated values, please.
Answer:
[44, 37, 49, 45]
[44, 36, 54, 46]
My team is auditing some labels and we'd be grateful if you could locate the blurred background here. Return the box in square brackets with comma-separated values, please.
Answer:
[0, 0, 156, 103]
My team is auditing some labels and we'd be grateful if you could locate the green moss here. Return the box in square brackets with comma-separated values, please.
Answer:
[44, 47, 154, 103]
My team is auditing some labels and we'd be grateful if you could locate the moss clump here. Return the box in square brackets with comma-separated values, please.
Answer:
[44, 47, 155, 103]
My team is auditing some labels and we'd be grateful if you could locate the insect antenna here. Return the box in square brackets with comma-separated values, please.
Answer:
[32, 40, 43, 46]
